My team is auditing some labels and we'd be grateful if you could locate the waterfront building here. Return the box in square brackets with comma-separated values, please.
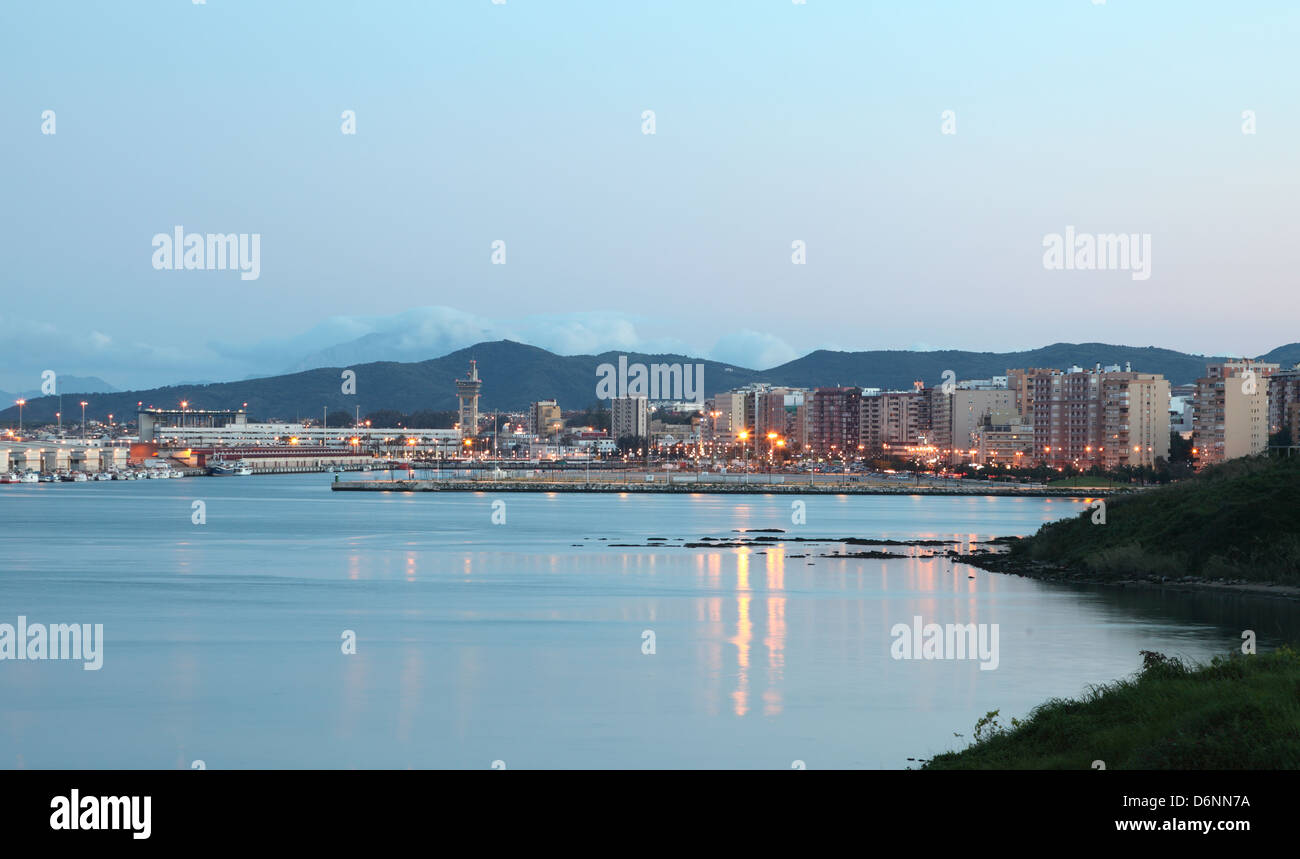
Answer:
[808, 387, 861, 455]
[860, 387, 930, 453]
[1031, 364, 1170, 469]
[708, 391, 747, 441]
[1267, 364, 1300, 439]
[610, 396, 649, 441]
[929, 384, 1015, 463]
[1193, 360, 1279, 466]
[528, 400, 563, 438]
[972, 410, 1035, 466]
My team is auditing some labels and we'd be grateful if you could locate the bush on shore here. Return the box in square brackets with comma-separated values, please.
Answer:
[924, 648, 1300, 769]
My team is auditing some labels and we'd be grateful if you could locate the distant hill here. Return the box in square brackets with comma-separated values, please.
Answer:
[1260, 342, 1300, 369]
[760, 342, 1242, 390]
[2, 340, 1295, 424]
[0, 375, 120, 404]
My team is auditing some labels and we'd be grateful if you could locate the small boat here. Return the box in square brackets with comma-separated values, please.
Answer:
[94, 472, 112, 481]
[210, 460, 251, 476]
[20, 472, 39, 483]
[40, 473, 57, 482]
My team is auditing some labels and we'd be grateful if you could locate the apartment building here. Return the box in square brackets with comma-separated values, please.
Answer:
[971, 410, 1035, 466]
[1192, 360, 1279, 466]
[610, 396, 649, 442]
[527, 400, 563, 438]
[807, 387, 862, 454]
[929, 384, 1016, 462]
[753, 388, 807, 448]
[861, 388, 930, 452]
[708, 391, 747, 441]
[1031, 364, 1170, 468]
[1006, 368, 1056, 424]
[1267, 364, 1300, 440]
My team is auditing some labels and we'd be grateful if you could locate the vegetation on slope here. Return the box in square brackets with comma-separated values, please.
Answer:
[925, 649, 1300, 769]
[1009, 455, 1300, 586]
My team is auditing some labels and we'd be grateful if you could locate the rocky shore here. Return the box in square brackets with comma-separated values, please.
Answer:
[953, 540, 1300, 601]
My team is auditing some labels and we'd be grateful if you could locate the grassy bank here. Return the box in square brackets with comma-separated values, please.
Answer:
[925, 649, 1300, 769]
[1005, 456, 1300, 586]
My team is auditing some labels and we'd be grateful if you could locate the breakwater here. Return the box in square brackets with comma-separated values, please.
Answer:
[329, 478, 1114, 497]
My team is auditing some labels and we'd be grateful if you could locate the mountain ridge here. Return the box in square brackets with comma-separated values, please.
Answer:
[3, 340, 1297, 423]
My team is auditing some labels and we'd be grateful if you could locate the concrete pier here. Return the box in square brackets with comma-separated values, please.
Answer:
[329, 478, 1114, 497]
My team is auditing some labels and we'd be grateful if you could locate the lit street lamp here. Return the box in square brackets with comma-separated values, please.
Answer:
[737, 430, 750, 483]
[15, 399, 24, 435]
[80, 401, 88, 442]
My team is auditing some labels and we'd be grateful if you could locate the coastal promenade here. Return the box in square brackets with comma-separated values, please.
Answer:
[330, 474, 1116, 497]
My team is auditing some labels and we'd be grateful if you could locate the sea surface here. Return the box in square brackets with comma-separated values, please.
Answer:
[1, 474, 1293, 769]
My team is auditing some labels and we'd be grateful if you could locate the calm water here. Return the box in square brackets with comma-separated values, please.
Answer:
[0, 475, 1293, 769]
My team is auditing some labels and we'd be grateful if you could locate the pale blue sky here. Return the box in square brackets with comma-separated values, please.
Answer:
[2, 1, 1297, 390]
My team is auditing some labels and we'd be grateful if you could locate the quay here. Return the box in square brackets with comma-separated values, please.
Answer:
[329, 477, 1117, 497]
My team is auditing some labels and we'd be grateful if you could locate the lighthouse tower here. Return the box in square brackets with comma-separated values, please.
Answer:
[455, 359, 482, 436]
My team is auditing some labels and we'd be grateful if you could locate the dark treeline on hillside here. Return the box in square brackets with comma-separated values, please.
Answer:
[1008, 455, 1300, 585]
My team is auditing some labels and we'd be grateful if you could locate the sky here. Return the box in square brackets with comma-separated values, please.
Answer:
[1, 0, 1297, 392]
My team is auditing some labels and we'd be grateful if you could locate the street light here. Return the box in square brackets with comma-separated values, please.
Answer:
[80, 401, 88, 442]
[737, 430, 750, 483]
[15, 399, 24, 435]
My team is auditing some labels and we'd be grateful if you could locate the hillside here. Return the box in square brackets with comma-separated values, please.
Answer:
[984, 456, 1300, 586]
[3, 340, 1295, 424]
[924, 649, 1300, 769]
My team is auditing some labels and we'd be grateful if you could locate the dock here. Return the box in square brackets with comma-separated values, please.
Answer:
[329, 478, 1116, 497]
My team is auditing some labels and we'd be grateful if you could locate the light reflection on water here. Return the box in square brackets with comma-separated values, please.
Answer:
[0, 475, 1294, 769]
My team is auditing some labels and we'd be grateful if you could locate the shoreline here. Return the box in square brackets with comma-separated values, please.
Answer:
[328, 478, 1113, 497]
[954, 548, 1300, 602]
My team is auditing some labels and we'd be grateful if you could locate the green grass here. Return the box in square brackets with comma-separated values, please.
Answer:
[924, 648, 1300, 769]
[1015, 455, 1300, 585]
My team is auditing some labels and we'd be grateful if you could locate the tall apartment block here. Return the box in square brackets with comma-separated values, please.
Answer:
[861, 388, 930, 452]
[1006, 368, 1055, 423]
[754, 388, 806, 447]
[1030, 364, 1170, 468]
[1192, 360, 1279, 466]
[708, 391, 747, 441]
[1267, 364, 1300, 441]
[807, 387, 862, 454]
[610, 396, 650, 441]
